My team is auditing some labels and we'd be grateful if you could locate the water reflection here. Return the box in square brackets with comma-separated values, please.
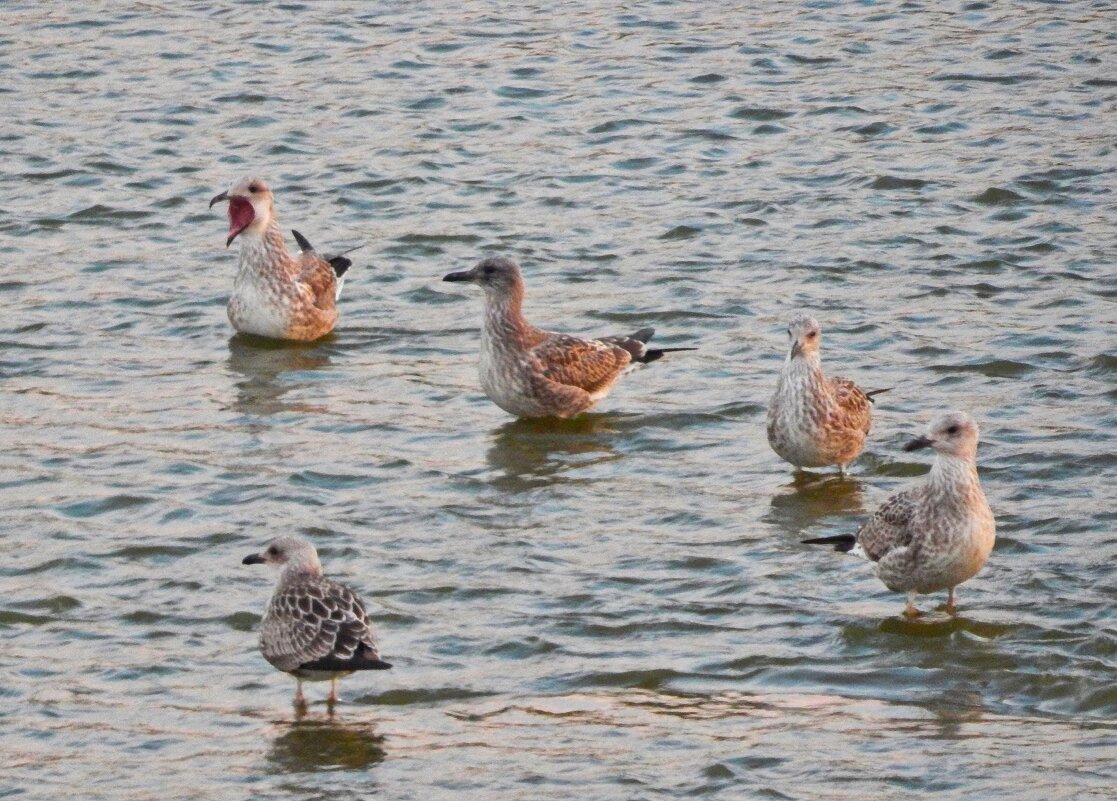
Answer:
[877, 613, 1012, 639]
[485, 415, 624, 490]
[226, 334, 334, 416]
[266, 717, 386, 774]
[765, 472, 867, 536]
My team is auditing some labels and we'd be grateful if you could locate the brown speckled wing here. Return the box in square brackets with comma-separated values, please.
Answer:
[855, 487, 921, 562]
[531, 335, 632, 394]
[828, 377, 872, 434]
[295, 253, 339, 311]
[260, 577, 380, 673]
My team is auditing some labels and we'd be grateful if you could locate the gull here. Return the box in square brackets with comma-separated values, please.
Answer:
[242, 536, 391, 711]
[442, 257, 695, 418]
[767, 314, 888, 474]
[210, 177, 353, 341]
[802, 411, 996, 617]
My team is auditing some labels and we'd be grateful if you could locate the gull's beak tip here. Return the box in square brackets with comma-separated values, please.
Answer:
[903, 436, 934, 452]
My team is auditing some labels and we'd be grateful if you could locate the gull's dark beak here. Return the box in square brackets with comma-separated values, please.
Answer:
[209, 190, 229, 209]
[790, 341, 803, 359]
[903, 436, 934, 452]
[442, 269, 475, 283]
[242, 552, 266, 565]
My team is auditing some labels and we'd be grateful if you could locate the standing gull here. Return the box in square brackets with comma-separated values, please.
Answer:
[210, 177, 353, 341]
[802, 411, 996, 617]
[767, 314, 888, 474]
[242, 537, 391, 710]
[442, 257, 695, 418]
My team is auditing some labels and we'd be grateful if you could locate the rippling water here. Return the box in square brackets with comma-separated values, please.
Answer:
[2, 2, 1115, 799]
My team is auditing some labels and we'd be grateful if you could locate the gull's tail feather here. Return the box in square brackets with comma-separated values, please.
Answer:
[801, 533, 857, 552]
[299, 654, 393, 672]
[603, 328, 696, 364]
[291, 228, 359, 279]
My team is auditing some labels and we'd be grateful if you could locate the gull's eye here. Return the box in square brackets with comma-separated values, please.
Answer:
[807, 331, 818, 338]
[248, 183, 261, 194]
[266, 545, 278, 556]
[945, 425, 959, 435]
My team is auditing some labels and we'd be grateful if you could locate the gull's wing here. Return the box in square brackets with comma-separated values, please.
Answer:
[529, 334, 632, 394]
[828, 376, 872, 435]
[855, 487, 921, 562]
[293, 252, 340, 310]
[260, 577, 389, 673]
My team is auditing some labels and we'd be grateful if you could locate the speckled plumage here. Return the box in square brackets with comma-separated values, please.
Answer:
[767, 314, 877, 473]
[445, 257, 694, 419]
[243, 537, 390, 709]
[212, 177, 347, 341]
[804, 411, 996, 616]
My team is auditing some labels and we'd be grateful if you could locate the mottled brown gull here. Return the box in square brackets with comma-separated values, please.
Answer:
[802, 411, 997, 617]
[767, 314, 888, 474]
[210, 177, 352, 341]
[242, 537, 391, 710]
[442, 257, 695, 419]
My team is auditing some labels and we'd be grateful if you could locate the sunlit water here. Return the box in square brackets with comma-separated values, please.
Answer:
[2, 2, 1115, 799]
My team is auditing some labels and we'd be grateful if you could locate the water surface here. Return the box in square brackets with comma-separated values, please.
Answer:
[1, 2, 1115, 799]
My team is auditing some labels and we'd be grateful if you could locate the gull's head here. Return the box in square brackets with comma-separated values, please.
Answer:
[442, 256, 523, 297]
[242, 536, 322, 575]
[903, 411, 980, 460]
[209, 176, 275, 247]
[786, 314, 822, 359]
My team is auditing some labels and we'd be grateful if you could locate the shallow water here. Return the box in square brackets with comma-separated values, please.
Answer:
[1, 2, 1115, 799]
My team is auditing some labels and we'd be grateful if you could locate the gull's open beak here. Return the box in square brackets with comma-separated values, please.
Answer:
[209, 190, 229, 209]
[442, 269, 475, 283]
[242, 552, 266, 565]
[903, 436, 934, 452]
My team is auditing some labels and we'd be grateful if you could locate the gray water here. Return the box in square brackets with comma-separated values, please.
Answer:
[1, 2, 1115, 799]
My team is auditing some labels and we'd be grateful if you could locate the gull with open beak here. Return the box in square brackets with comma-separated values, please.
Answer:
[210, 177, 353, 341]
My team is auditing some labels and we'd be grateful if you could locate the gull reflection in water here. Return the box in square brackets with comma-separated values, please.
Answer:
[485, 414, 626, 491]
[765, 471, 867, 536]
[226, 334, 335, 417]
[267, 717, 386, 774]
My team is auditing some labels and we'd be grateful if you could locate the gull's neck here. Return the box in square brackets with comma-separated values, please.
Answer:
[481, 281, 538, 351]
[236, 219, 297, 280]
[278, 557, 323, 587]
[779, 350, 830, 402]
[927, 452, 985, 512]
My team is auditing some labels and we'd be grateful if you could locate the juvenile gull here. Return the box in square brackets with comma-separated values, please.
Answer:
[443, 257, 695, 418]
[242, 536, 391, 710]
[767, 314, 888, 474]
[802, 411, 996, 617]
[210, 177, 353, 341]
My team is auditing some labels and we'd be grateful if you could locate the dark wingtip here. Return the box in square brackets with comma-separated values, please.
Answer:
[298, 655, 393, 672]
[630, 327, 655, 343]
[801, 534, 857, 552]
[291, 229, 314, 252]
[329, 256, 352, 277]
[637, 346, 697, 364]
